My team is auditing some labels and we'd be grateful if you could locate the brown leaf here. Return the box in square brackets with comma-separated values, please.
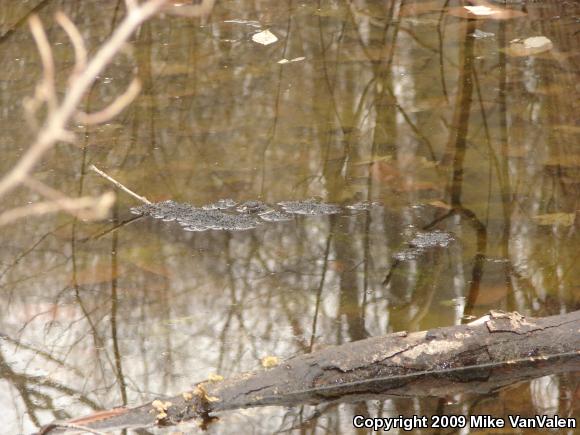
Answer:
[533, 212, 576, 227]
[370, 161, 401, 183]
[399, 1, 442, 17]
[506, 36, 553, 57]
[394, 180, 438, 193]
[426, 200, 452, 210]
[474, 284, 509, 306]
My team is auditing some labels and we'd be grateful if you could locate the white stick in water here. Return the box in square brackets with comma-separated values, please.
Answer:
[89, 165, 150, 204]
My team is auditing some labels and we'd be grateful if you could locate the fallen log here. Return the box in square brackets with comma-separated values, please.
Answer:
[37, 310, 580, 434]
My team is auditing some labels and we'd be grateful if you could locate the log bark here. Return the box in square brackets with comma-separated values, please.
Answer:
[37, 310, 580, 434]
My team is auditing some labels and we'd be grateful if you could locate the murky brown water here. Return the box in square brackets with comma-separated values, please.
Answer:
[1, 0, 579, 433]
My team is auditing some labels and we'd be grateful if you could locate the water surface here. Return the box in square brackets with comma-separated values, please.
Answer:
[0, 0, 579, 433]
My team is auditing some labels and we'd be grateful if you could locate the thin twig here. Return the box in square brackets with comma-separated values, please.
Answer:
[28, 15, 57, 112]
[0, 192, 115, 227]
[76, 77, 142, 124]
[90, 165, 150, 204]
[0, 0, 167, 199]
[55, 11, 87, 76]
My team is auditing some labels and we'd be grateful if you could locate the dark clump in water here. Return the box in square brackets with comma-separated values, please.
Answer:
[278, 198, 341, 215]
[345, 201, 383, 211]
[394, 230, 454, 261]
[236, 200, 274, 214]
[409, 231, 453, 249]
[131, 200, 260, 231]
[131, 198, 375, 232]
[202, 199, 237, 210]
[259, 210, 293, 222]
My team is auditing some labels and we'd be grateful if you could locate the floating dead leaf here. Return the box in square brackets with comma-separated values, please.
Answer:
[506, 36, 553, 57]
[277, 56, 305, 64]
[447, 5, 526, 20]
[552, 125, 580, 135]
[354, 155, 393, 166]
[501, 143, 529, 158]
[427, 200, 452, 210]
[399, 1, 442, 17]
[314, 5, 348, 18]
[261, 355, 280, 368]
[370, 161, 400, 183]
[473, 284, 509, 306]
[394, 180, 438, 193]
[465, 5, 496, 16]
[471, 29, 495, 39]
[533, 212, 575, 227]
[151, 62, 192, 77]
[543, 154, 580, 168]
[532, 81, 569, 96]
[406, 96, 451, 114]
[252, 29, 278, 45]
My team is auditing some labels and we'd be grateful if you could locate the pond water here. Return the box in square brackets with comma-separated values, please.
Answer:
[0, 0, 579, 433]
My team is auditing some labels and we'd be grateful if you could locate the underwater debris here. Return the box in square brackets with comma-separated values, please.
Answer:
[394, 230, 454, 261]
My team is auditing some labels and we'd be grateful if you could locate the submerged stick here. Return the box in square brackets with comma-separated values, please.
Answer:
[89, 165, 150, 204]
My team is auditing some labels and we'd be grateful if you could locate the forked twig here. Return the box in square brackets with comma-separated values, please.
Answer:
[0, 192, 115, 227]
[0, 0, 167, 199]
[55, 11, 87, 76]
[28, 15, 57, 112]
[76, 77, 142, 124]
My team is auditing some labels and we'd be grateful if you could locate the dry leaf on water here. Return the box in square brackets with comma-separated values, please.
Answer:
[506, 36, 553, 57]
[399, 1, 442, 17]
[533, 212, 576, 227]
[473, 284, 510, 306]
[278, 57, 305, 64]
[426, 200, 453, 210]
[252, 29, 278, 45]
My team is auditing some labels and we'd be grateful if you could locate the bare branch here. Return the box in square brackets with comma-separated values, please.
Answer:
[0, 0, 168, 200]
[0, 192, 115, 227]
[55, 11, 87, 76]
[90, 165, 151, 204]
[76, 77, 142, 124]
[23, 177, 71, 201]
[125, 0, 139, 12]
[28, 15, 57, 112]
